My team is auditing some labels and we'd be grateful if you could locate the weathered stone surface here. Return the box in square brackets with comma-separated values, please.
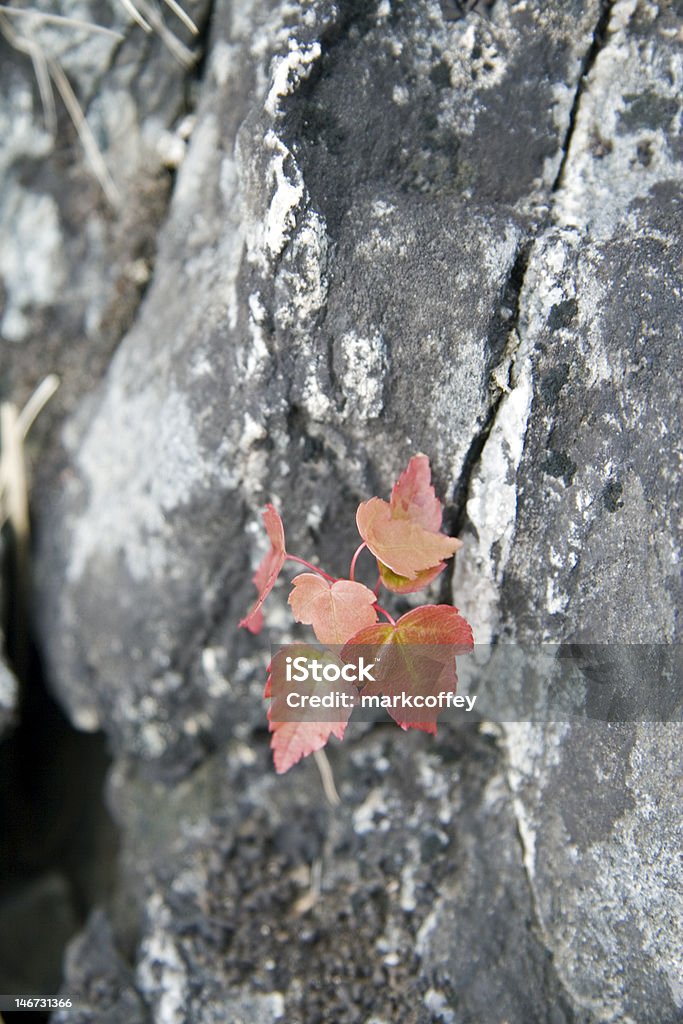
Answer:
[53, 910, 147, 1024]
[454, 0, 683, 646]
[0, 0, 211, 442]
[449, 5, 683, 1021]
[1, 0, 677, 1021]
[61, 727, 586, 1024]
[0, 652, 17, 738]
[506, 722, 682, 1024]
[35, 0, 602, 765]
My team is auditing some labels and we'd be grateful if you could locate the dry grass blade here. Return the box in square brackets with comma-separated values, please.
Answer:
[136, 0, 196, 66]
[291, 859, 323, 916]
[115, 0, 152, 33]
[0, 377, 59, 683]
[16, 374, 60, 438]
[313, 748, 341, 806]
[0, 376, 60, 534]
[31, 46, 56, 135]
[0, 15, 120, 207]
[0, 405, 28, 539]
[162, 0, 199, 35]
[46, 56, 121, 207]
[0, 13, 55, 134]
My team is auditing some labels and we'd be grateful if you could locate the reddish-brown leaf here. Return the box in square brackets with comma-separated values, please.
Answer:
[357, 456, 463, 589]
[377, 559, 447, 594]
[356, 497, 461, 580]
[266, 646, 356, 773]
[239, 504, 286, 634]
[342, 605, 473, 733]
[288, 574, 378, 645]
[390, 453, 443, 532]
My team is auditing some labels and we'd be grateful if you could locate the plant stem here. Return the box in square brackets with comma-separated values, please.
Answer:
[374, 603, 396, 625]
[286, 554, 337, 583]
[348, 542, 367, 582]
[373, 574, 381, 597]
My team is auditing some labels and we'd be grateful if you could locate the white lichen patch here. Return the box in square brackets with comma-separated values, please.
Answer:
[261, 130, 306, 262]
[424, 988, 456, 1024]
[520, 229, 614, 390]
[274, 209, 329, 331]
[504, 722, 571, 882]
[137, 894, 189, 1024]
[340, 331, 387, 420]
[0, 189, 65, 342]
[264, 39, 321, 118]
[399, 838, 420, 912]
[392, 84, 410, 105]
[301, 366, 332, 420]
[452, 356, 533, 645]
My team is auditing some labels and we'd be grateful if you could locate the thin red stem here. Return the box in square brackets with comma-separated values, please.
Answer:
[349, 542, 367, 582]
[374, 603, 396, 625]
[373, 574, 381, 598]
[285, 554, 337, 583]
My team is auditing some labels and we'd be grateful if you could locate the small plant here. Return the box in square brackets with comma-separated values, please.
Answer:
[240, 455, 473, 772]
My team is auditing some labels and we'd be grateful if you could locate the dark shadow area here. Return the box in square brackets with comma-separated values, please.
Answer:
[0, 640, 118, 1024]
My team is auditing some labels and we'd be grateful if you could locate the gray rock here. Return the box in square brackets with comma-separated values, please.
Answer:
[0, 0, 211, 447]
[61, 727, 584, 1024]
[3, 0, 677, 1022]
[450, 5, 683, 1021]
[506, 722, 682, 1024]
[53, 910, 148, 1024]
[35, 0, 603, 766]
[0, 652, 17, 737]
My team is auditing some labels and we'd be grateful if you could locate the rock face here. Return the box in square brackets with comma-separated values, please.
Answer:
[0, 653, 17, 738]
[1, 0, 680, 1021]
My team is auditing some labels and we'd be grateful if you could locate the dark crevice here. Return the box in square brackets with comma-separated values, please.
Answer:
[444, 2, 616, 589]
[0, 641, 118, 1023]
[552, 0, 616, 193]
[187, 0, 217, 93]
[447, 240, 533, 541]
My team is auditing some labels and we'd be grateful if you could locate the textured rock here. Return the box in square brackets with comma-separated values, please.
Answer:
[0, 0, 211, 442]
[506, 722, 682, 1024]
[63, 727, 585, 1024]
[35, 0, 604, 765]
[0, 653, 17, 738]
[53, 910, 147, 1024]
[449, 5, 683, 1021]
[2, 0, 677, 1021]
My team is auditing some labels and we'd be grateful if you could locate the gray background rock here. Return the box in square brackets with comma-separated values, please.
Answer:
[0, 0, 680, 1022]
[0, 652, 17, 738]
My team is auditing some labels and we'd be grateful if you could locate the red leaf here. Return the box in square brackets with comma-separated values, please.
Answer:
[239, 505, 286, 634]
[266, 646, 356, 773]
[356, 456, 463, 589]
[288, 574, 378, 644]
[390, 453, 443, 532]
[377, 559, 446, 594]
[342, 605, 473, 734]
[356, 497, 461, 580]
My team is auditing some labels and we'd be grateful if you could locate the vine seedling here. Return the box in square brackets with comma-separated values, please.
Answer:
[240, 455, 473, 772]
